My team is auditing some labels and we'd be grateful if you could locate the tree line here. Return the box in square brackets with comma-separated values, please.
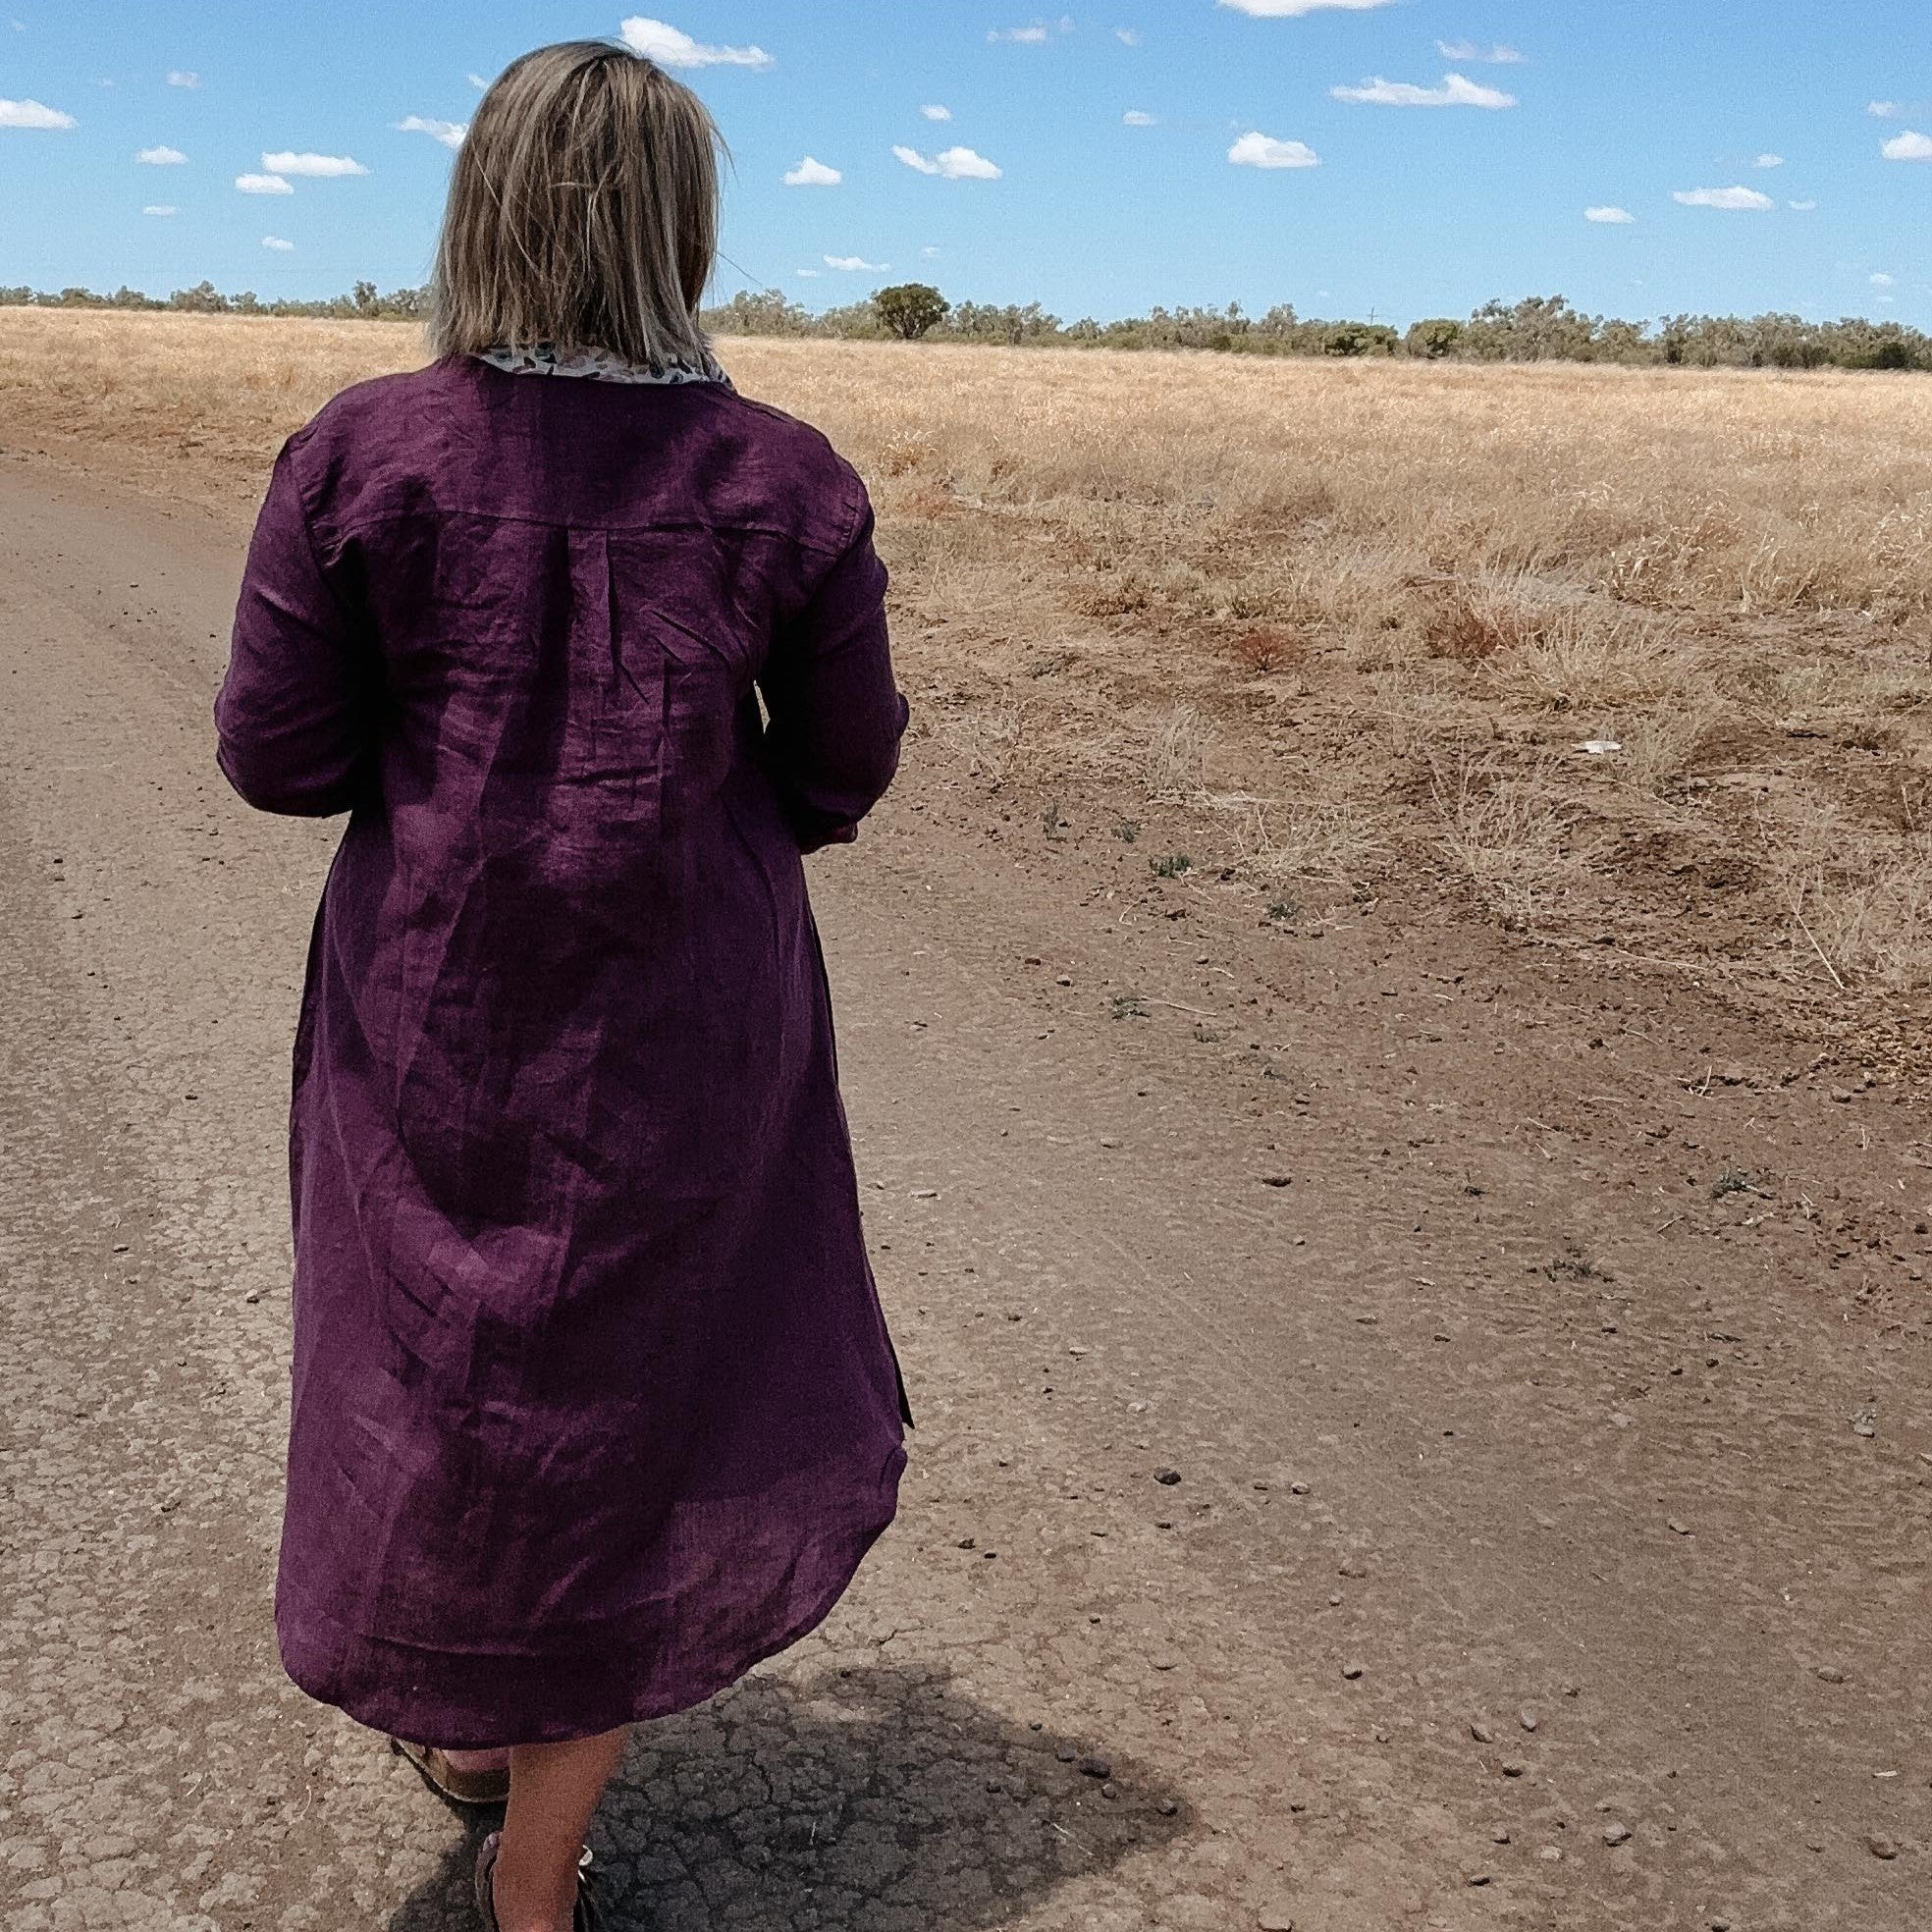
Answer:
[0, 279, 428, 320]
[711, 286, 1932, 372]
[5, 277, 1925, 371]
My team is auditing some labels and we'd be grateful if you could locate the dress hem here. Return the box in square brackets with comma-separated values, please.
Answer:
[275, 1449, 905, 1748]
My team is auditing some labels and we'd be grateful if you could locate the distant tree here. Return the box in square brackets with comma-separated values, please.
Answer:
[1462, 295, 1597, 362]
[169, 279, 228, 313]
[1406, 318, 1463, 359]
[873, 283, 950, 341]
[1321, 322, 1397, 357]
[1592, 317, 1652, 364]
[944, 299, 1060, 346]
[1133, 303, 1250, 350]
[351, 279, 380, 318]
[819, 300, 887, 341]
[703, 287, 810, 337]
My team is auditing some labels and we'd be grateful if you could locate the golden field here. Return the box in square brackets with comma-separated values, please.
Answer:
[4, 307, 1928, 1014]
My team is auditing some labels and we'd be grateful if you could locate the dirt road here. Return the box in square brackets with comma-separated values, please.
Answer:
[1, 447, 1926, 1932]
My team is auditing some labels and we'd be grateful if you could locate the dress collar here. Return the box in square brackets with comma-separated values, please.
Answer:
[473, 340, 732, 388]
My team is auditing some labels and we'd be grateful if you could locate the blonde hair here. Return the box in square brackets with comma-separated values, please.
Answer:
[428, 39, 722, 370]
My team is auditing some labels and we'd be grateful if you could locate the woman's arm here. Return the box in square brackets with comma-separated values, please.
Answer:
[214, 437, 375, 817]
[759, 491, 908, 852]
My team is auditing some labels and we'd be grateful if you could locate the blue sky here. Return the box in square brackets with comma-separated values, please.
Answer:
[2, 2, 1928, 328]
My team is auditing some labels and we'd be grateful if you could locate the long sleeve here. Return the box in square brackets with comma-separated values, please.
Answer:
[758, 495, 908, 852]
[214, 437, 375, 817]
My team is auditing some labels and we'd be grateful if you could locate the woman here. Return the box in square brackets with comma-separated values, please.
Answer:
[214, 40, 910, 1932]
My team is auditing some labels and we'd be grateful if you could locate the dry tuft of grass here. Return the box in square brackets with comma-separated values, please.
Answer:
[1238, 794, 1388, 899]
[1141, 705, 1215, 804]
[1430, 752, 1600, 936]
[4, 307, 1928, 1009]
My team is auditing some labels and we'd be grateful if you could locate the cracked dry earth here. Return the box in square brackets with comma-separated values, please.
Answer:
[1, 445, 1928, 1932]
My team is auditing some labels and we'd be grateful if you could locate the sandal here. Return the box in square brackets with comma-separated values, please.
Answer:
[474, 1833, 601, 1932]
[391, 1737, 510, 1808]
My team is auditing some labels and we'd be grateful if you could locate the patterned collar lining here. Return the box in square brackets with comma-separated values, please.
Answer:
[474, 340, 732, 388]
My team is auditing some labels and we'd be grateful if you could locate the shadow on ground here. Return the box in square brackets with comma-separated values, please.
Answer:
[388, 1664, 1190, 1932]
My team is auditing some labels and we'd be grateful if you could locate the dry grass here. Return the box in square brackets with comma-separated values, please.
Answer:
[4, 306, 1929, 1006]
[1430, 751, 1601, 936]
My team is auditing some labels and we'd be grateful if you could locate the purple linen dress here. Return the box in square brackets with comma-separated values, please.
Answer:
[213, 351, 910, 1746]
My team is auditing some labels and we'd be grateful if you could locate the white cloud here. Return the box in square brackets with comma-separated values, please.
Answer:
[1882, 130, 1932, 161]
[1437, 39, 1524, 63]
[1585, 205, 1636, 224]
[894, 143, 1002, 180]
[467, 73, 489, 89]
[1117, 27, 1142, 44]
[263, 149, 368, 177]
[261, 235, 295, 251]
[395, 115, 466, 149]
[1331, 72, 1517, 108]
[1221, 0, 1394, 14]
[1868, 100, 1902, 119]
[618, 17, 774, 70]
[236, 172, 294, 194]
[0, 96, 76, 129]
[1672, 185, 1775, 209]
[783, 155, 841, 187]
[922, 244, 940, 257]
[920, 103, 951, 121]
[166, 70, 199, 88]
[937, 146, 1004, 180]
[136, 143, 186, 164]
[1123, 109, 1157, 126]
[824, 254, 886, 271]
[1228, 131, 1319, 169]
[141, 204, 178, 216]
[1788, 198, 1817, 211]
[796, 268, 820, 278]
[1753, 152, 1783, 168]
[1871, 272, 1896, 286]
[988, 25, 1050, 42]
